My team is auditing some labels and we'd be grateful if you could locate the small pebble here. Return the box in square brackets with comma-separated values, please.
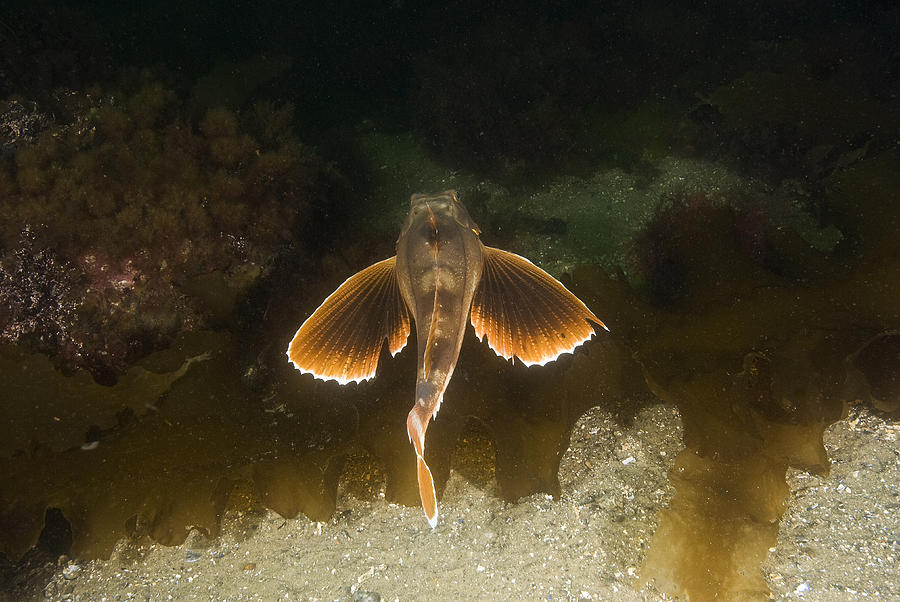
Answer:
[185, 550, 202, 563]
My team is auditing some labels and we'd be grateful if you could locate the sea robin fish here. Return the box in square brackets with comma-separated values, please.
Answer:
[287, 190, 607, 527]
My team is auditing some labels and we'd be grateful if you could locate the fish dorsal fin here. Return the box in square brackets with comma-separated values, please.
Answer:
[471, 247, 607, 366]
[287, 256, 411, 385]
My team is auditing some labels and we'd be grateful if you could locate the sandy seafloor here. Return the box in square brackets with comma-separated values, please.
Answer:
[7, 402, 898, 601]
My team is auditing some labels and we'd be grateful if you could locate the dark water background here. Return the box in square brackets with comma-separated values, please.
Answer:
[1, 1, 899, 598]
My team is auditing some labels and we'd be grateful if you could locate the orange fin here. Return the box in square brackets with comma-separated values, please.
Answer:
[471, 246, 607, 366]
[287, 256, 411, 385]
[407, 407, 438, 528]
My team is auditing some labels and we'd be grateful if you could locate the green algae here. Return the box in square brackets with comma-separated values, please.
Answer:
[488, 155, 841, 284]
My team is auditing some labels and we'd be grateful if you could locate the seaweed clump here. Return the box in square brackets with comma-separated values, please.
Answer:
[623, 153, 900, 600]
[0, 72, 338, 378]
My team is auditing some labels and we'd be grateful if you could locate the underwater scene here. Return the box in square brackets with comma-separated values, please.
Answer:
[1, 1, 898, 600]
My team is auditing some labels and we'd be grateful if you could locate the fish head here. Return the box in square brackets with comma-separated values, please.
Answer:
[404, 190, 481, 238]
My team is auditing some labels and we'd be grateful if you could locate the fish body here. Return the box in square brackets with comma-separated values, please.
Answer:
[395, 192, 484, 526]
[287, 190, 606, 527]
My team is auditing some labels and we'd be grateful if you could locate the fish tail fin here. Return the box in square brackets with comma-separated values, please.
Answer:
[407, 406, 438, 528]
[416, 456, 438, 528]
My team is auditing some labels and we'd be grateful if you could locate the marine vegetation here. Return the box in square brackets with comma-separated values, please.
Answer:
[0, 71, 340, 379]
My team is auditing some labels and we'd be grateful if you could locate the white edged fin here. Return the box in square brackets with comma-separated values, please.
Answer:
[286, 256, 411, 385]
[470, 247, 607, 366]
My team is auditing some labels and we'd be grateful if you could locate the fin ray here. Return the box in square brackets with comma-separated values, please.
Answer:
[471, 247, 606, 366]
[287, 256, 411, 384]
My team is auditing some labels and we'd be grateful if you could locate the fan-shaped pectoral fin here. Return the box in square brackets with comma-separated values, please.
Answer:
[286, 256, 411, 384]
[470, 247, 607, 366]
